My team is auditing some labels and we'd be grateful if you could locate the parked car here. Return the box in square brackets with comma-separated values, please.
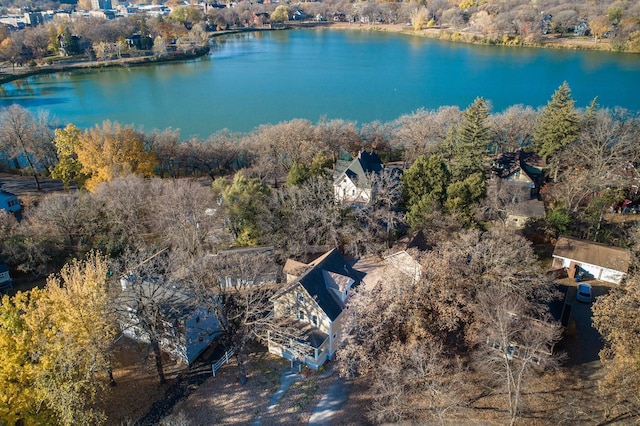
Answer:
[576, 283, 592, 303]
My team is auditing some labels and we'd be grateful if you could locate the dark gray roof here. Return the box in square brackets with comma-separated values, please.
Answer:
[334, 151, 383, 189]
[293, 249, 362, 321]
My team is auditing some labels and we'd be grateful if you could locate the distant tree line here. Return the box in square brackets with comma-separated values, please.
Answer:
[0, 0, 638, 69]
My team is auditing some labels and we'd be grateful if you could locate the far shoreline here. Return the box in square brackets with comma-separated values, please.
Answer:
[0, 21, 631, 86]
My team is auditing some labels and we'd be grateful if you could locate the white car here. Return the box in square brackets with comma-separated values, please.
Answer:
[576, 283, 592, 303]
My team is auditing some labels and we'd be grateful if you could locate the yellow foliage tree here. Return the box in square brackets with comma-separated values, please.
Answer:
[589, 15, 611, 43]
[0, 253, 116, 425]
[50, 124, 88, 189]
[410, 7, 429, 31]
[0, 289, 55, 425]
[76, 121, 158, 192]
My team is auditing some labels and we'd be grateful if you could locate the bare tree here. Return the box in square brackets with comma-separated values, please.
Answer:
[180, 251, 284, 384]
[338, 263, 468, 423]
[392, 106, 462, 163]
[472, 284, 563, 426]
[114, 248, 194, 384]
[356, 168, 406, 252]
[0, 105, 55, 190]
[316, 118, 361, 163]
[489, 105, 538, 153]
[148, 178, 226, 263]
[265, 176, 358, 259]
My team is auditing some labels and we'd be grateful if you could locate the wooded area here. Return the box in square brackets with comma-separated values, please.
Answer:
[0, 81, 639, 424]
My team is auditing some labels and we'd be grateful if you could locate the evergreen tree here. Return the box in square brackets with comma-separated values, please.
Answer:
[402, 154, 451, 208]
[285, 162, 310, 187]
[221, 172, 270, 245]
[533, 82, 580, 162]
[452, 97, 491, 179]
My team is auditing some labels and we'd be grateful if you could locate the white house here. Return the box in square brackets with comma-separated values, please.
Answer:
[0, 190, 21, 214]
[268, 249, 362, 370]
[333, 151, 383, 204]
[552, 236, 632, 284]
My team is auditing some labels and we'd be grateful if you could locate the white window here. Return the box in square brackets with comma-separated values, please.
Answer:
[311, 315, 318, 326]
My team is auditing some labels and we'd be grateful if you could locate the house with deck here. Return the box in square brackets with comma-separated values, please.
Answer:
[268, 248, 362, 369]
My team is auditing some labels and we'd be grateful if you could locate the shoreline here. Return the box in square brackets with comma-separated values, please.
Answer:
[0, 46, 210, 85]
[324, 22, 621, 53]
[0, 22, 632, 85]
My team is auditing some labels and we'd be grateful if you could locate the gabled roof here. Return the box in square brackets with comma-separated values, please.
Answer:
[283, 258, 310, 278]
[553, 236, 631, 274]
[492, 151, 544, 185]
[334, 151, 383, 189]
[278, 249, 362, 321]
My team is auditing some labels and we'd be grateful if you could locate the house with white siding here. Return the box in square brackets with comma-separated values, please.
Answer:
[333, 151, 383, 205]
[552, 236, 631, 284]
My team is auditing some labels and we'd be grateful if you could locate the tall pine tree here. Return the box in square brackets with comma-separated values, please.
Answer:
[534, 82, 580, 162]
[452, 97, 491, 180]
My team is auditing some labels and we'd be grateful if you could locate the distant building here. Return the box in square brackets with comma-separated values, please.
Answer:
[0, 263, 12, 293]
[24, 12, 44, 26]
[91, 0, 112, 10]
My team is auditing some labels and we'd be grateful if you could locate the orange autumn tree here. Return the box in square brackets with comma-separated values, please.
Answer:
[76, 121, 158, 191]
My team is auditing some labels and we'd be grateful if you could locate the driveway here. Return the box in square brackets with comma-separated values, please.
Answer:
[565, 281, 608, 372]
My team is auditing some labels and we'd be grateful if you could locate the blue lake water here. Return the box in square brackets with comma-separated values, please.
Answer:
[1, 28, 639, 138]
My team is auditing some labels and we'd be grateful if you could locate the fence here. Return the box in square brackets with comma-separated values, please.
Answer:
[211, 349, 235, 377]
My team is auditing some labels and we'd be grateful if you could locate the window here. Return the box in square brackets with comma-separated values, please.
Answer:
[299, 310, 305, 320]
[311, 315, 318, 326]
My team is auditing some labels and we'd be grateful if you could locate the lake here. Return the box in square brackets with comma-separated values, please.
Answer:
[1, 28, 639, 139]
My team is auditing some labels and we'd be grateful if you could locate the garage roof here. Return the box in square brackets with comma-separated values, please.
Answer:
[553, 236, 631, 273]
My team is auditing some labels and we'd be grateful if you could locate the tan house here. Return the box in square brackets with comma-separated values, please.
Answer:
[552, 236, 632, 284]
[268, 249, 362, 369]
[506, 198, 546, 228]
